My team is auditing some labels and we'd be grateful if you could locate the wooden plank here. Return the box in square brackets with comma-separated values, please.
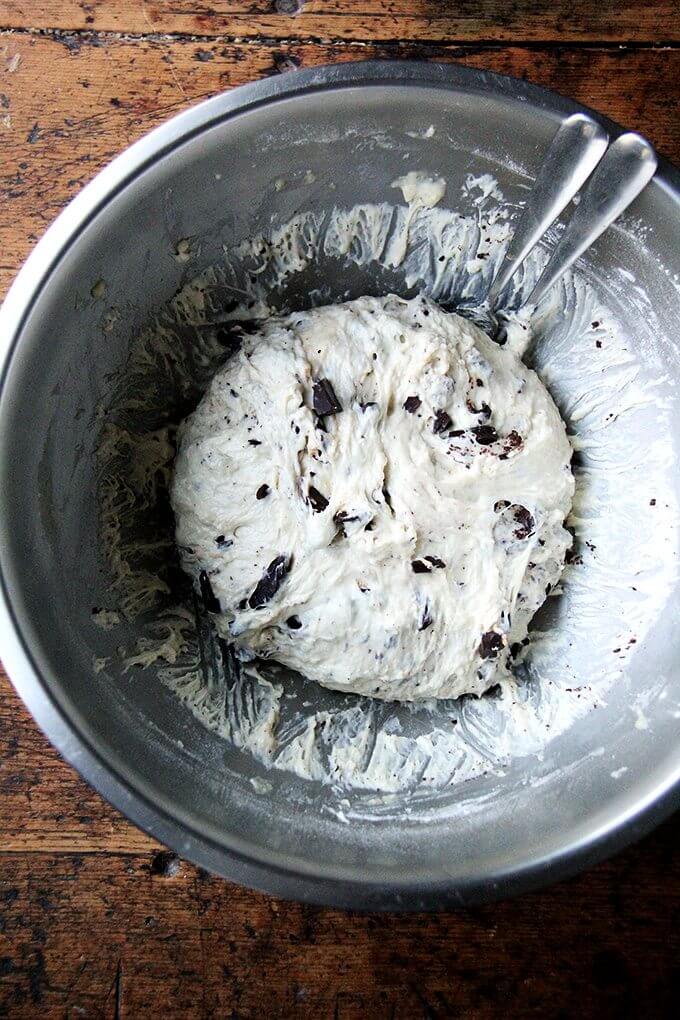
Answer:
[0, 0, 678, 44]
[0, 670, 159, 852]
[1, 31, 678, 303]
[1, 831, 680, 1017]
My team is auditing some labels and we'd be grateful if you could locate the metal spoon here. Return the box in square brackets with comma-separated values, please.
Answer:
[487, 113, 609, 306]
[524, 132, 657, 307]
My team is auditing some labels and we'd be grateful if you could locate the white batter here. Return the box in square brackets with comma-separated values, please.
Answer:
[171, 295, 574, 701]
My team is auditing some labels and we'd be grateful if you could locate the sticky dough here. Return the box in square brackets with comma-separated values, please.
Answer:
[171, 295, 574, 701]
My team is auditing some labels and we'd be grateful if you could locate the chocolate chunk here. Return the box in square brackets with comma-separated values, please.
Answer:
[479, 631, 505, 659]
[476, 378, 484, 387]
[286, 615, 302, 629]
[308, 485, 329, 513]
[505, 431, 523, 449]
[471, 425, 498, 445]
[248, 555, 291, 609]
[334, 510, 359, 525]
[449, 429, 466, 438]
[510, 642, 522, 658]
[404, 395, 422, 414]
[333, 509, 359, 536]
[512, 505, 535, 540]
[411, 559, 431, 574]
[199, 570, 220, 613]
[248, 439, 262, 447]
[433, 409, 453, 434]
[424, 555, 446, 569]
[256, 484, 270, 500]
[466, 399, 492, 420]
[419, 605, 433, 631]
[313, 378, 342, 416]
[494, 500, 510, 513]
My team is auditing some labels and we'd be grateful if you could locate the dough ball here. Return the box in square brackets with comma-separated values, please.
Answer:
[171, 295, 574, 701]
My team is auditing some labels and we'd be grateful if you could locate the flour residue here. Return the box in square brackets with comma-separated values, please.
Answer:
[95, 171, 679, 818]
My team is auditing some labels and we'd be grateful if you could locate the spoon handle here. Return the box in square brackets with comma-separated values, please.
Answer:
[487, 113, 608, 305]
[526, 132, 658, 307]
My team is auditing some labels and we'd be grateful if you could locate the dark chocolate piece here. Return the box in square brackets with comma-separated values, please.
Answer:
[286, 615, 302, 629]
[199, 570, 220, 614]
[411, 559, 431, 574]
[404, 395, 422, 414]
[471, 425, 498, 445]
[433, 409, 453, 434]
[419, 605, 433, 631]
[494, 500, 510, 513]
[512, 505, 535, 540]
[248, 439, 262, 447]
[424, 555, 446, 569]
[505, 430, 523, 449]
[256, 484, 270, 500]
[466, 399, 491, 420]
[248, 555, 291, 609]
[308, 485, 329, 513]
[479, 631, 505, 659]
[313, 378, 342, 416]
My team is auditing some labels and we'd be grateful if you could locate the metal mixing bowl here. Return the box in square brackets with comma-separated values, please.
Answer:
[1, 62, 679, 909]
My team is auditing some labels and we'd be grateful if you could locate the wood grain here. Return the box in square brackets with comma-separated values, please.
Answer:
[1, 0, 679, 44]
[1, 831, 680, 1018]
[1, 31, 678, 302]
[0, 670, 158, 853]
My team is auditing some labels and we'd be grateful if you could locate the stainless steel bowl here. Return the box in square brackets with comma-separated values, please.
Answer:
[1, 62, 679, 909]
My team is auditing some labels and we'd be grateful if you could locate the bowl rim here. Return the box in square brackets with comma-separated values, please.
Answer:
[1, 59, 679, 910]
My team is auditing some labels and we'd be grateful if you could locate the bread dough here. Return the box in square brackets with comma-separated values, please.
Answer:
[171, 295, 574, 701]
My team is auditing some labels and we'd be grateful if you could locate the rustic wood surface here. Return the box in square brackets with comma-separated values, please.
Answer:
[1, 1, 679, 1015]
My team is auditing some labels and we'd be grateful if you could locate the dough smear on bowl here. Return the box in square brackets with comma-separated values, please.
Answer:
[171, 295, 574, 701]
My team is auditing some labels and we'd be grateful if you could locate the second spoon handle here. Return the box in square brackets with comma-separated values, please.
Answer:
[526, 132, 658, 307]
[487, 113, 609, 305]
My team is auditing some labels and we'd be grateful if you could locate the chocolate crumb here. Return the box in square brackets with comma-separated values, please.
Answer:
[433, 409, 453, 434]
[494, 500, 511, 512]
[308, 485, 329, 513]
[471, 425, 498, 445]
[364, 519, 375, 531]
[248, 555, 291, 609]
[595, 339, 602, 348]
[360, 401, 377, 411]
[256, 484, 270, 500]
[505, 430, 523, 449]
[286, 615, 302, 629]
[248, 439, 262, 447]
[404, 395, 422, 414]
[510, 642, 522, 658]
[650, 498, 656, 506]
[419, 606, 433, 631]
[412, 559, 431, 574]
[512, 505, 535, 540]
[313, 378, 342, 416]
[199, 570, 220, 613]
[479, 631, 505, 659]
[424, 555, 446, 569]
[476, 378, 484, 387]
[215, 534, 232, 548]
[237, 598, 248, 610]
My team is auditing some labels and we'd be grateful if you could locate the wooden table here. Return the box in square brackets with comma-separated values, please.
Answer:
[1, 2, 679, 1016]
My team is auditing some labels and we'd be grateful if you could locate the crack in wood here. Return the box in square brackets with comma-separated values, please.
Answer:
[0, 26, 678, 50]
